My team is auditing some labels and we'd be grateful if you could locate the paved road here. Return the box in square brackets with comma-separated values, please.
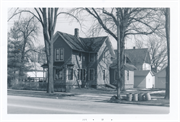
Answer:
[8, 95, 169, 114]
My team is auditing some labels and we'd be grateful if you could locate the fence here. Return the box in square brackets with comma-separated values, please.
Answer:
[10, 81, 73, 92]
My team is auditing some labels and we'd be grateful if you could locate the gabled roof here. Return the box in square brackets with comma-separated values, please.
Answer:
[124, 48, 151, 65]
[134, 70, 150, 76]
[55, 31, 108, 53]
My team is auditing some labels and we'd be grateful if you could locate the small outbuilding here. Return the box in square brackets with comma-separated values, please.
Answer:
[134, 70, 155, 88]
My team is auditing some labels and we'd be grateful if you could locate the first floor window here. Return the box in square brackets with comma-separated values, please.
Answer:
[68, 68, 73, 80]
[77, 69, 86, 80]
[55, 69, 64, 80]
[103, 70, 105, 80]
[89, 69, 94, 80]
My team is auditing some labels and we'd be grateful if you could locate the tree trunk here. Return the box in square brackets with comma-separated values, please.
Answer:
[165, 8, 170, 99]
[47, 41, 54, 93]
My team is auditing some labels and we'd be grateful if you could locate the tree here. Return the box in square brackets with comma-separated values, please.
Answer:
[8, 38, 31, 86]
[135, 35, 167, 72]
[8, 8, 80, 93]
[71, 8, 162, 99]
[9, 17, 39, 79]
[8, 17, 39, 86]
[164, 8, 170, 99]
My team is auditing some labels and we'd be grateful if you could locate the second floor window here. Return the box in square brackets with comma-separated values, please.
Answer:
[79, 52, 82, 61]
[55, 48, 64, 61]
[90, 53, 95, 62]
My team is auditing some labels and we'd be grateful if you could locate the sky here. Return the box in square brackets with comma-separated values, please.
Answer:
[8, 8, 136, 50]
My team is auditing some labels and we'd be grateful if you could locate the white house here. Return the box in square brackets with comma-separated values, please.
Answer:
[134, 70, 155, 88]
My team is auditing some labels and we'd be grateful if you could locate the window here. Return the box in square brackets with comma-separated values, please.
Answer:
[83, 55, 85, 61]
[60, 48, 64, 60]
[103, 70, 105, 80]
[79, 52, 82, 61]
[68, 68, 73, 80]
[77, 69, 86, 80]
[127, 70, 129, 80]
[89, 69, 94, 80]
[55, 49, 60, 60]
[55, 69, 64, 80]
[55, 48, 64, 61]
[89, 53, 94, 62]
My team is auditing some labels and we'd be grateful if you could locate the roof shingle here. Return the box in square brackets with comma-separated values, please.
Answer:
[57, 31, 107, 53]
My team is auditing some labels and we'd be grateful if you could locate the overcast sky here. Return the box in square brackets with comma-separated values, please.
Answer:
[8, 8, 137, 50]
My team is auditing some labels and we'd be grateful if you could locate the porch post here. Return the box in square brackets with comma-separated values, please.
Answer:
[64, 65, 68, 91]
[43, 68, 44, 82]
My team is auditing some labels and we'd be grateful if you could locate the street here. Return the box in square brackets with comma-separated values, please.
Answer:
[8, 95, 169, 114]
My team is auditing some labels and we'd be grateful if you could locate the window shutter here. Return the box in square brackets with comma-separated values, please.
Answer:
[88, 69, 90, 80]
[93, 69, 95, 80]
[55, 49, 57, 61]
[62, 69, 64, 80]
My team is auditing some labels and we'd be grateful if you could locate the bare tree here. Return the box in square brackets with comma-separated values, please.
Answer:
[8, 8, 80, 93]
[164, 8, 170, 99]
[147, 36, 167, 72]
[135, 39, 144, 49]
[135, 35, 167, 72]
[71, 8, 162, 99]
[9, 16, 39, 79]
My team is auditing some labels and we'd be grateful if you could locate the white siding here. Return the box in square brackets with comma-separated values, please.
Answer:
[146, 72, 153, 88]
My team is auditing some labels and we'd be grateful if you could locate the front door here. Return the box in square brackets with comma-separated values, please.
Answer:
[78, 69, 86, 87]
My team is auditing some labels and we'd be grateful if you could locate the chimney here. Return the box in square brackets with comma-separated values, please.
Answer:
[133, 47, 135, 49]
[74, 28, 79, 38]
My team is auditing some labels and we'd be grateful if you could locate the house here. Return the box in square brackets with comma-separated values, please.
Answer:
[155, 67, 166, 89]
[123, 48, 155, 88]
[109, 57, 137, 89]
[124, 47, 151, 71]
[51, 28, 115, 88]
[134, 70, 155, 88]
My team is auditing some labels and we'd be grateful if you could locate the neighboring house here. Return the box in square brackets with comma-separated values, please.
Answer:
[124, 47, 151, 71]
[134, 70, 155, 88]
[109, 54, 137, 89]
[51, 28, 115, 88]
[155, 67, 166, 89]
